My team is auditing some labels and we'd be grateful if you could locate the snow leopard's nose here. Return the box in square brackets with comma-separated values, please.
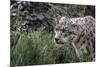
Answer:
[55, 38, 60, 42]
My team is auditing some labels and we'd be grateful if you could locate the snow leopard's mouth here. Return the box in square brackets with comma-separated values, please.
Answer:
[56, 41, 64, 44]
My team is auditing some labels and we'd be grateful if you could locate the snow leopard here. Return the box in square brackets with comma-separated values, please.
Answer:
[54, 16, 95, 61]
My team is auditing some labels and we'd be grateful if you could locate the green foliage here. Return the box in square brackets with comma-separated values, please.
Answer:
[11, 28, 92, 66]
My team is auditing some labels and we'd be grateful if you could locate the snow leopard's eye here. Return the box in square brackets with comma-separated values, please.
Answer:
[61, 29, 66, 32]
[64, 31, 74, 37]
[60, 27, 67, 32]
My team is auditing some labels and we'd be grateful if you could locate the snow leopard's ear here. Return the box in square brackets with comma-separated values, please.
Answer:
[58, 16, 67, 24]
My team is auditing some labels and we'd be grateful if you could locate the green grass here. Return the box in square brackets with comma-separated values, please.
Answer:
[10, 27, 93, 66]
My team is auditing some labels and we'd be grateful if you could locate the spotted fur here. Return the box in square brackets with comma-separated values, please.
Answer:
[54, 16, 95, 60]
